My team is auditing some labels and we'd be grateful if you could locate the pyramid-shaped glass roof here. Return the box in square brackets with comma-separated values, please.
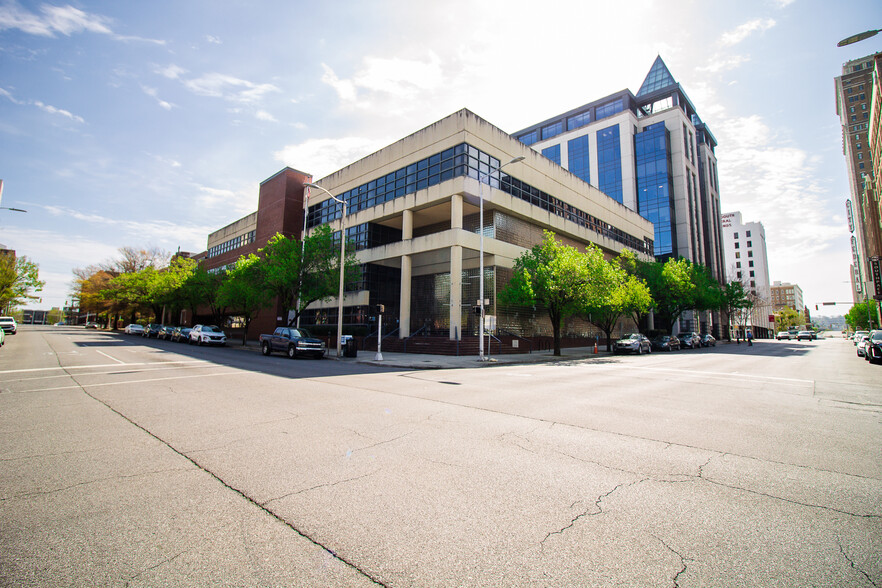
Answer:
[637, 56, 677, 97]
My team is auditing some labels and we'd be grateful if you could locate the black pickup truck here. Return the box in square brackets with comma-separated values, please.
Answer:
[259, 327, 326, 359]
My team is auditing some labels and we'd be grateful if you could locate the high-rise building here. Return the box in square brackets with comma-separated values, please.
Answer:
[721, 212, 772, 338]
[513, 56, 725, 335]
[835, 52, 881, 304]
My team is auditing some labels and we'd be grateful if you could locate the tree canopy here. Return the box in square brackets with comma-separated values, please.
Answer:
[0, 255, 44, 312]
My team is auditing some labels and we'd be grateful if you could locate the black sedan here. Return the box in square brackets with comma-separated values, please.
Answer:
[650, 335, 680, 352]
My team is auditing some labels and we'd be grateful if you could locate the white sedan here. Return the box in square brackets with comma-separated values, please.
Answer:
[124, 324, 145, 335]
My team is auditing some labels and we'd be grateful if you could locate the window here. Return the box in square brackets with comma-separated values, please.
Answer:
[735, 252, 740, 258]
[567, 111, 591, 131]
[746, 230, 751, 237]
[734, 232, 739, 239]
[567, 135, 591, 184]
[541, 144, 561, 165]
[748, 251, 753, 257]
[734, 242, 740, 249]
[737, 271, 742, 279]
[749, 261, 754, 267]
[750, 271, 755, 277]
[736, 261, 741, 268]
[597, 124, 623, 204]
[595, 99, 623, 120]
[542, 121, 563, 140]
[519, 131, 538, 146]
[747, 240, 752, 247]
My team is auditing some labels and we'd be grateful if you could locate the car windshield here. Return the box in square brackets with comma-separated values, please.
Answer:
[871, 332, 882, 341]
[291, 329, 313, 338]
[203, 325, 222, 333]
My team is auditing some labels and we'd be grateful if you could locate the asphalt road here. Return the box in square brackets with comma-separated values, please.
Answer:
[1, 326, 879, 587]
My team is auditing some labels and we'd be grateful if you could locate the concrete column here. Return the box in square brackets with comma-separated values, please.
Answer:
[402, 209, 413, 240]
[450, 244, 462, 340]
[451, 193, 463, 230]
[399, 254, 412, 338]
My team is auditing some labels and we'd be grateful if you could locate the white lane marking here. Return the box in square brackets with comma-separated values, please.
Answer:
[0, 360, 210, 375]
[625, 365, 814, 385]
[21, 371, 240, 393]
[95, 350, 125, 364]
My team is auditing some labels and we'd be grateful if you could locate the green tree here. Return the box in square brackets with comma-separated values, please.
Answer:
[634, 258, 694, 333]
[152, 256, 198, 322]
[260, 226, 360, 327]
[844, 301, 876, 331]
[0, 255, 45, 312]
[218, 254, 272, 344]
[721, 281, 752, 341]
[500, 231, 612, 356]
[774, 307, 804, 331]
[582, 251, 653, 351]
[177, 266, 226, 325]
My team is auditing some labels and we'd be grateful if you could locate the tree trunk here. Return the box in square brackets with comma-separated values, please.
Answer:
[549, 308, 562, 356]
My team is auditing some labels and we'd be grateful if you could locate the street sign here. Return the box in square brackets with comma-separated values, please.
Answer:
[871, 258, 882, 298]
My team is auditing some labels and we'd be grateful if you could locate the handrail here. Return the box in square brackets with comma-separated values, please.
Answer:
[403, 325, 429, 353]
[498, 328, 533, 354]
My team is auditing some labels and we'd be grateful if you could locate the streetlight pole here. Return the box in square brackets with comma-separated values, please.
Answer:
[304, 182, 347, 359]
[478, 156, 524, 361]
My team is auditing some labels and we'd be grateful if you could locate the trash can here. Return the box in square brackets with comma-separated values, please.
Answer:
[341, 335, 357, 358]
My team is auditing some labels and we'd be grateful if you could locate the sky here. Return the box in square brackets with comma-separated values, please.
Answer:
[0, 0, 880, 316]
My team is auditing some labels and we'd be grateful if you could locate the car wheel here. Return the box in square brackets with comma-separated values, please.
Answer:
[287, 345, 297, 359]
[261, 342, 271, 356]
[198, 337, 203, 346]
[637, 345, 642, 355]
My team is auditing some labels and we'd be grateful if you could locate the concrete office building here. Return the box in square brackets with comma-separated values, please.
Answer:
[202, 109, 655, 350]
[835, 52, 882, 304]
[513, 57, 725, 336]
[721, 211, 772, 338]
[771, 281, 805, 314]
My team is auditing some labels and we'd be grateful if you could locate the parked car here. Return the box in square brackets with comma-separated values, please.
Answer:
[776, 331, 791, 340]
[650, 335, 680, 352]
[866, 330, 882, 364]
[796, 330, 814, 341]
[189, 324, 226, 346]
[85, 322, 100, 329]
[853, 331, 869, 346]
[54, 321, 66, 326]
[171, 326, 192, 343]
[157, 326, 176, 340]
[259, 326, 326, 359]
[0, 316, 17, 335]
[142, 323, 163, 338]
[679, 332, 701, 349]
[700, 334, 716, 347]
[0, 326, 5, 346]
[124, 324, 145, 335]
[856, 334, 870, 357]
[613, 333, 652, 355]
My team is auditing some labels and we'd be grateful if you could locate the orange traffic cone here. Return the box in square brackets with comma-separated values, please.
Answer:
[594, 342, 598, 354]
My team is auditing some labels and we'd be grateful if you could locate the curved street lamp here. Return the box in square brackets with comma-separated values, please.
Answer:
[837, 29, 881, 47]
[304, 182, 347, 359]
[478, 155, 524, 361]
[0, 207, 27, 213]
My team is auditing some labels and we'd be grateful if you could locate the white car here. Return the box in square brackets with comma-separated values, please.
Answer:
[856, 334, 870, 357]
[0, 316, 17, 335]
[124, 324, 145, 335]
[189, 324, 227, 346]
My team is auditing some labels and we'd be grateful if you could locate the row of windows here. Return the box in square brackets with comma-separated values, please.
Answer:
[516, 98, 624, 146]
[207, 230, 256, 259]
[307, 142, 653, 256]
[733, 240, 753, 248]
[734, 260, 755, 268]
[732, 230, 752, 238]
[635, 122, 674, 256]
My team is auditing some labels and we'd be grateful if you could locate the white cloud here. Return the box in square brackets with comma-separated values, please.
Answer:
[0, 2, 164, 44]
[156, 64, 187, 80]
[696, 54, 750, 74]
[33, 100, 84, 123]
[320, 53, 445, 112]
[0, 86, 24, 104]
[255, 110, 277, 122]
[205, 34, 222, 44]
[141, 85, 174, 110]
[183, 73, 280, 104]
[274, 136, 392, 179]
[720, 18, 776, 46]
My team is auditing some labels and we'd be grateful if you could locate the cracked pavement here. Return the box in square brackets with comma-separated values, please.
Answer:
[1, 327, 880, 587]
